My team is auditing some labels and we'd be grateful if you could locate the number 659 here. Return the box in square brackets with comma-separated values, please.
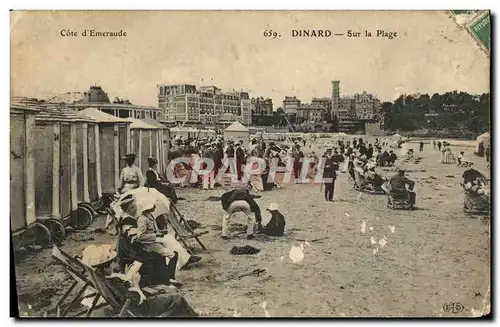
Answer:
[263, 30, 278, 38]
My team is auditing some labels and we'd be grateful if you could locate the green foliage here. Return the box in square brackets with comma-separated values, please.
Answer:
[384, 91, 490, 138]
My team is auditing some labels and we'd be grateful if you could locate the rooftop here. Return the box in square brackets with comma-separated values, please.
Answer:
[77, 85, 111, 104]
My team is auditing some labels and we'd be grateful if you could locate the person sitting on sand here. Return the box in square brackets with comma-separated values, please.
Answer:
[261, 203, 286, 237]
[220, 188, 263, 240]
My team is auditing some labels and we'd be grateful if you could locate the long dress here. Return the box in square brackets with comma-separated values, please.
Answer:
[342, 156, 350, 173]
[400, 142, 407, 157]
[440, 147, 447, 163]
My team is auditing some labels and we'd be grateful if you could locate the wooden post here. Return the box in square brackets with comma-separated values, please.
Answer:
[138, 129, 143, 169]
[130, 129, 134, 153]
[24, 113, 36, 225]
[82, 123, 90, 202]
[52, 123, 61, 218]
[157, 131, 162, 173]
[114, 124, 120, 191]
[149, 130, 153, 157]
[70, 123, 78, 211]
[126, 124, 131, 153]
[165, 129, 171, 167]
[94, 124, 102, 198]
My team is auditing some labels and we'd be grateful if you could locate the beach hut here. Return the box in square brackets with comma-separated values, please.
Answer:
[143, 119, 169, 174]
[22, 103, 101, 244]
[38, 104, 99, 220]
[32, 105, 75, 219]
[224, 121, 250, 148]
[476, 132, 490, 151]
[10, 100, 43, 246]
[11, 99, 102, 248]
[80, 108, 131, 196]
[127, 118, 163, 172]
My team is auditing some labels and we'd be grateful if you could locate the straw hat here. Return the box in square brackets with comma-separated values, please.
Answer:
[81, 244, 117, 267]
[121, 153, 136, 160]
[120, 194, 136, 212]
[267, 203, 279, 211]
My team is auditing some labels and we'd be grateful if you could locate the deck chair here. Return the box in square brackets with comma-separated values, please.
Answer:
[78, 259, 184, 317]
[79, 260, 138, 317]
[51, 245, 96, 317]
[167, 200, 209, 255]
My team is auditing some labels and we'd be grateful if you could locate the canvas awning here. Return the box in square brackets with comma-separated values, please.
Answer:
[142, 118, 167, 129]
[477, 132, 490, 139]
[225, 121, 249, 132]
[126, 118, 161, 130]
[80, 108, 130, 124]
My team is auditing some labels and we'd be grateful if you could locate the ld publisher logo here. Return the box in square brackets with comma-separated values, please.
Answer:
[443, 302, 465, 314]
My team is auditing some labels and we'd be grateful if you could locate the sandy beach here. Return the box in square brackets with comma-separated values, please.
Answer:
[13, 139, 490, 317]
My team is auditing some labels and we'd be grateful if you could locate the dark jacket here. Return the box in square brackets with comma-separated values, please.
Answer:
[221, 189, 260, 212]
[146, 169, 161, 187]
[323, 158, 337, 181]
[145, 168, 178, 203]
[263, 211, 286, 236]
[221, 189, 262, 223]
[236, 147, 245, 161]
[226, 145, 235, 157]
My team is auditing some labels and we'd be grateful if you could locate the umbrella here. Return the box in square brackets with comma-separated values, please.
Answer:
[111, 187, 171, 221]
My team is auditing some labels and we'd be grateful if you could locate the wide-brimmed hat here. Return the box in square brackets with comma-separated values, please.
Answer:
[81, 244, 117, 267]
[267, 203, 279, 211]
[121, 153, 136, 160]
[148, 156, 158, 165]
[119, 194, 136, 212]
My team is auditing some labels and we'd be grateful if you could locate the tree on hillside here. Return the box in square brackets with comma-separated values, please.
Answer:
[385, 91, 490, 137]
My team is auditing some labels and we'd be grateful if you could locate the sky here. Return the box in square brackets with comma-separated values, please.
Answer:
[11, 10, 490, 107]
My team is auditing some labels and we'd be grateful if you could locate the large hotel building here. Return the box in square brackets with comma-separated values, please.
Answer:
[157, 84, 253, 126]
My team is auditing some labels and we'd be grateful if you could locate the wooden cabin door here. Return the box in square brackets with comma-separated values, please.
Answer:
[10, 114, 26, 232]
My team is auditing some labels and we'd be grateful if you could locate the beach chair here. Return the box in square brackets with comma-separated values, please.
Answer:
[78, 260, 138, 317]
[78, 259, 189, 317]
[385, 183, 413, 210]
[51, 245, 94, 317]
[167, 200, 209, 255]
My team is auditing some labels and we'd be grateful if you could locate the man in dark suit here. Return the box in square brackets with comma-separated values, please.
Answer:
[235, 141, 246, 181]
[323, 155, 337, 202]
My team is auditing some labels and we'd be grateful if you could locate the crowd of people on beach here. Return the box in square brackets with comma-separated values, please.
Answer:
[69, 132, 489, 317]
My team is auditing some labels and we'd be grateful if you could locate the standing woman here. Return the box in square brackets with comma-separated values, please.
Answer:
[440, 143, 447, 163]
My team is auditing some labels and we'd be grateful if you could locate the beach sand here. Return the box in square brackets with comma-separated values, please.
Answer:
[13, 139, 490, 317]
